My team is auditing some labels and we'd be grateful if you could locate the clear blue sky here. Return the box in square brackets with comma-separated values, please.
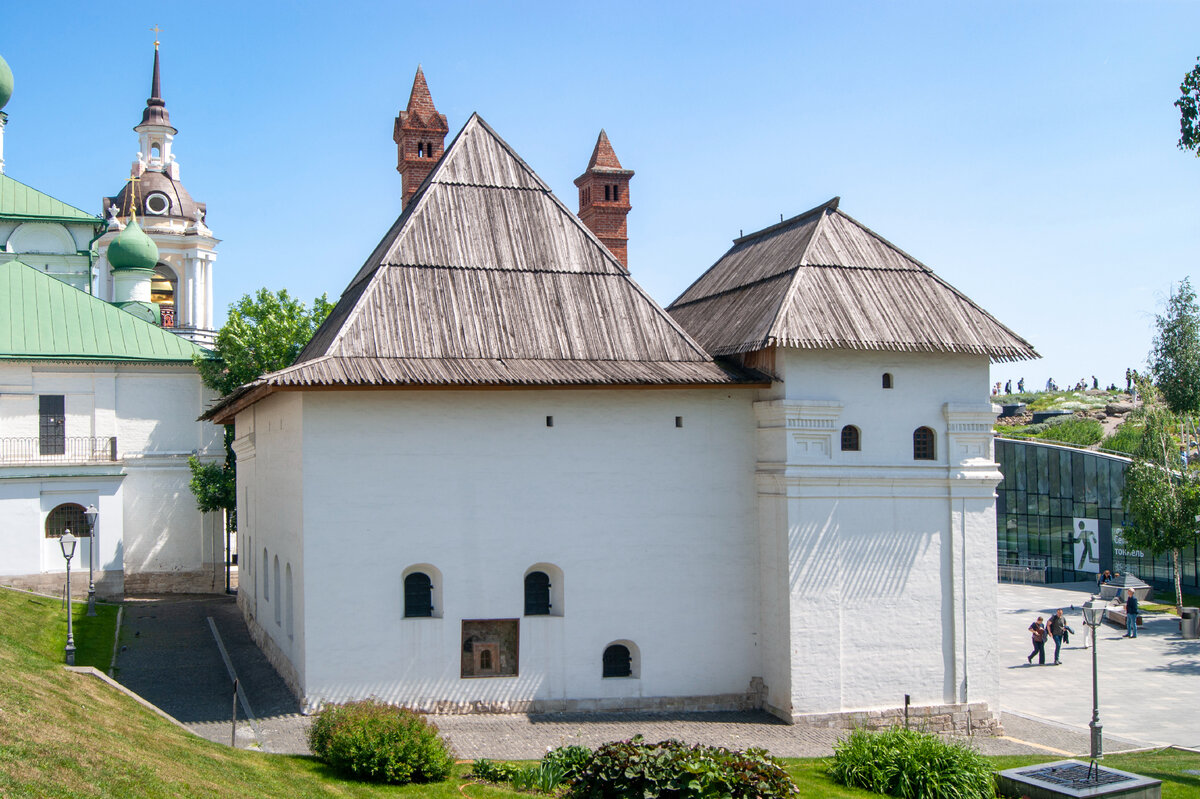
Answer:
[4, 1, 1199, 389]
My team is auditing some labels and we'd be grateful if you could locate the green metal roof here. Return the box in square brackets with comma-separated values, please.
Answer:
[0, 173, 101, 224]
[0, 259, 211, 362]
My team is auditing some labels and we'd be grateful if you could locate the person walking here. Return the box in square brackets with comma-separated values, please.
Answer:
[1028, 616, 1048, 665]
[1048, 609, 1068, 664]
[1124, 589, 1139, 638]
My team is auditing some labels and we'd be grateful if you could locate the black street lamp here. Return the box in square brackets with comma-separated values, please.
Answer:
[60, 530, 77, 666]
[1082, 597, 1105, 771]
[84, 504, 98, 617]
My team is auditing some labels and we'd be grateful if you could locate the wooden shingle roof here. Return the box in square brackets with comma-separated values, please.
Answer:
[207, 115, 758, 422]
[668, 198, 1038, 363]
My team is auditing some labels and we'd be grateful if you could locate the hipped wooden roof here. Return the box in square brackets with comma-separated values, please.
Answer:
[206, 114, 757, 423]
[668, 198, 1038, 363]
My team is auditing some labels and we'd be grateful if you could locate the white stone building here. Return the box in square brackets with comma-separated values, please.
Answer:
[0, 50, 225, 597]
[209, 74, 1036, 726]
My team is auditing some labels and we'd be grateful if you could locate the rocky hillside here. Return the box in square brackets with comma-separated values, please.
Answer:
[993, 389, 1140, 454]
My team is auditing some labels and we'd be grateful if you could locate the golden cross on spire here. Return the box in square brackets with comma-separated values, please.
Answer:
[126, 174, 141, 223]
[151, 24, 163, 48]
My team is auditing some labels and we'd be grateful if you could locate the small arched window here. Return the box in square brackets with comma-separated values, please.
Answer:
[479, 649, 493, 670]
[603, 644, 632, 678]
[840, 425, 860, 452]
[45, 503, 90, 538]
[404, 572, 434, 617]
[524, 571, 551, 615]
[274, 556, 282, 625]
[882, 373, 893, 389]
[913, 426, 936, 460]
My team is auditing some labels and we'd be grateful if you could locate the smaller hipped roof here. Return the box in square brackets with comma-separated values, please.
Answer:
[0, 173, 100, 224]
[207, 114, 757, 423]
[668, 198, 1038, 363]
[0, 259, 209, 362]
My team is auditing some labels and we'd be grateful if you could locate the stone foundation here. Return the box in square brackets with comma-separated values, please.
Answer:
[124, 569, 224, 595]
[787, 701, 1001, 736]
[1, 570, 123, 599]
[241, 594, 303, 703]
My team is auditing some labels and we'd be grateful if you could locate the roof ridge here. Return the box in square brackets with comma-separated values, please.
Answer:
[0, 173, 101, 221]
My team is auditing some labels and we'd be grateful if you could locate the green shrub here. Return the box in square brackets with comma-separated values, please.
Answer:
[567, 736, 798, 799]
[471, 758, 522, 784]
[543, 744, 592, 782]
[1036, 416, 1103, 447]
[1101, 422, 1144, 455]
[828, 727, 995, 799]
[307, 700, 453, 785]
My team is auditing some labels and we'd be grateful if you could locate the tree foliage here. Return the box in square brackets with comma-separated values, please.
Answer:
[1149, 279, 1200, 415]
[189, 289, 334, 528]
[1177, 57, 1200, 156]
[1121, 393, 1200, 614]
[194, 288, 334, 397]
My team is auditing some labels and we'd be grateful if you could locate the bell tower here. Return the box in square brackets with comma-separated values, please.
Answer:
[574, 130, 634, 270]
[393, 66, 448, 209]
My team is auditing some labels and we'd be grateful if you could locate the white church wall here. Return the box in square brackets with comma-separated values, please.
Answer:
[757, 348, 1002, 723]
[0, 362, 222, 595]
[290, 388, 760, 711]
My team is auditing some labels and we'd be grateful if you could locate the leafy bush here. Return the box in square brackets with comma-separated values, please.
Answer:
[471, 758, 522, 784]
[1037, 416, 1104, 447]
[1101, 422, 1144, 455]
[566, 736, 798, 799]
[307, 700, 453, 785]
[828, 727, 995, 799]
[544, 745, 593, 782]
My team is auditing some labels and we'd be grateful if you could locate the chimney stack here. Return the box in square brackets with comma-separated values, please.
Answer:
[575, 130, 634, 269]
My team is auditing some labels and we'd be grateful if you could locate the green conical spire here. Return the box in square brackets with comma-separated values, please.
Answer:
[0, 54, 13, 112]
[107, 220, 158, 272]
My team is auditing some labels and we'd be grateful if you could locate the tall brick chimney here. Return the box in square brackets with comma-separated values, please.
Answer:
[394, 66, 448, 208]
[575, 130, 634, 270]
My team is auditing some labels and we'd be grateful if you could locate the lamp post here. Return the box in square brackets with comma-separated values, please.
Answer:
[60, 530, 77, 666]
[84, 504, 98, 616]
[1082, 597, 1105, 772]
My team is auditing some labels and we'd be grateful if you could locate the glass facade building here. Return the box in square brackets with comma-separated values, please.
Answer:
[995, 437, 1200, 589]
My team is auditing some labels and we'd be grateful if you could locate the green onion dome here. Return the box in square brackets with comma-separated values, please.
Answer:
[106, 220, 158, 272]
[0, 55, 13, 112]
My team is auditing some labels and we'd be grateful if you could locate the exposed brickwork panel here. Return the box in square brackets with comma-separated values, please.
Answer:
[394, 66, 448, 209]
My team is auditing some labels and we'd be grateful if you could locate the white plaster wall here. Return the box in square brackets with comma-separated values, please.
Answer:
[285, 388, 760, 707]
[0, 361, 221, 591]
[236, 393, 305, 683]
[757, 349, 1001, 719]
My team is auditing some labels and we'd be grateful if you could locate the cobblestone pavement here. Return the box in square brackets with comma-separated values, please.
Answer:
[112, 588, 1170, 760]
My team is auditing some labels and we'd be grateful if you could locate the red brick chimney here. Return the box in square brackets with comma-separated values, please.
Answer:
[575, 130, 634, 269]
[394, 66, 448, 208]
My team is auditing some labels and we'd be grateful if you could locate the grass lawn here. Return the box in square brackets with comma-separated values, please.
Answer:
[4, 586, 1200, 798]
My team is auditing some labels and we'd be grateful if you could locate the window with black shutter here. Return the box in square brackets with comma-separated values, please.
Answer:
[841, 425, 860, 452]
[524, 571, 551, 615]
[913, 426, 936, 460]
[39, 395, 65, 455]
[602, 644, 632, 678]
[404, 572, 433, 617]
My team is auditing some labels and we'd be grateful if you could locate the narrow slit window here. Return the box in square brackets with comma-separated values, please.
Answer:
[675, 416, 683, 428]
[882, 373, 893, 389]
[546, 416, 554, 427]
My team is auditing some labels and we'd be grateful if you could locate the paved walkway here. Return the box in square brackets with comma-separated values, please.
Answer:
[109, 583, 1197, 759]
[998, 580, 1200, 749]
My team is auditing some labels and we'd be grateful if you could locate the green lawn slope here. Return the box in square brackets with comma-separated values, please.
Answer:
[3, 587, 1200, 798]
